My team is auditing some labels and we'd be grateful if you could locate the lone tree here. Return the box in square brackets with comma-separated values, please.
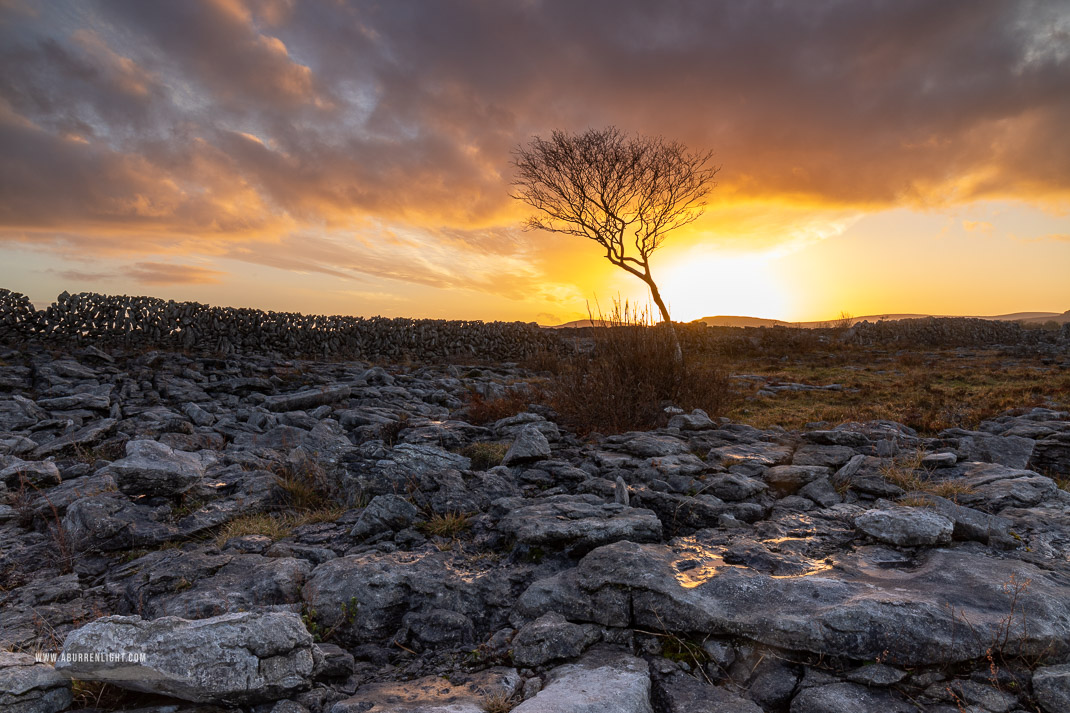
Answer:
[512, 126, 718, 360]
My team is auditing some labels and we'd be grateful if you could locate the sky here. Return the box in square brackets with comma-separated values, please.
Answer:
[1, 0, 1068, 325]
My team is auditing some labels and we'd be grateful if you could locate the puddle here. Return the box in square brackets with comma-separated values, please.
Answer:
[671, 536, 834, 588]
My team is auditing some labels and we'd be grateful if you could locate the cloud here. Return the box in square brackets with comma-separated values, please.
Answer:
[53, 261, 225, 285]
[0, 0, 1068, 297]
[55, 268, 114, 282]
[125, 262, 224, 285]
[963, 220, 994, 234]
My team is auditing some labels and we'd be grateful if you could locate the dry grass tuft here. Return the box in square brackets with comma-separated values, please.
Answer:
[460, 442, 509, 470]
[897, 494, 937, 508]
[273, 455, 336, 512]
[418, 512, 471, 538]
[880, 450, 976, 500]
[214, 507, 345, 548]
[482, 691, 517, 713]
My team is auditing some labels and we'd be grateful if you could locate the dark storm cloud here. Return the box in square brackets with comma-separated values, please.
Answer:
[0, 0, 1067, 280]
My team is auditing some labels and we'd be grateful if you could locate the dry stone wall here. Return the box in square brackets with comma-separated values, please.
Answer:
[1, 289, 1064, 361]
[842, 316, 1061, 347]
[0, 289, 556, 361]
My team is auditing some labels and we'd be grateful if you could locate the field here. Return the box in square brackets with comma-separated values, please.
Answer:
[526, 321, 1070, 437]
[719, 347, 1070, 435]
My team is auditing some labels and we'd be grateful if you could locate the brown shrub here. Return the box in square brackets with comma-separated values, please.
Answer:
[545, 302, 735, 435]
[463, 388, 535, 426]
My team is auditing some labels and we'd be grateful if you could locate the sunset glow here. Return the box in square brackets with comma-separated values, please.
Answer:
[1, 1, 1067, 323]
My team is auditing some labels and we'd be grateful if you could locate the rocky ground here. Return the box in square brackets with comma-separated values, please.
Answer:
[1, 343, 1070, 713]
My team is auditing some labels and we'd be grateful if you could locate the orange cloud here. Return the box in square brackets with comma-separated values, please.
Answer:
[126, 262, 224, 285]
[0, 0, 1067, 318]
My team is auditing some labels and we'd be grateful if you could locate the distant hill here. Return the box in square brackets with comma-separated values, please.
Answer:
[547, 311, 1070, 328]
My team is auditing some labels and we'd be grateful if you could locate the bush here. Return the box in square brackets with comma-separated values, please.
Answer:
[546, 301, 734, 435]
[462, 388, 535, 426]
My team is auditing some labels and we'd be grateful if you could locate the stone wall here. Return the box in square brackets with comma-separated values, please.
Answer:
[0, 290, 556, 361]
[1, 289, 1064, 361]
[842, 316, 1063, 348]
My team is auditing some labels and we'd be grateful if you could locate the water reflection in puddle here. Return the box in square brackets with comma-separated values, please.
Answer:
[670, 536, 834, 588]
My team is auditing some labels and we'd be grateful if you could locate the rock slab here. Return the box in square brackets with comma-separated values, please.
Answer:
[56, 611, 316, 705]
[512, 648, 653, 713]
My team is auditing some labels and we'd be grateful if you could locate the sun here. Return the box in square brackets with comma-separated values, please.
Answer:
[656, 251, 790, 322]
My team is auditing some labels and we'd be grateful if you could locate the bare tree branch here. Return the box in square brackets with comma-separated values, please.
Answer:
[511, 125, 719, 351]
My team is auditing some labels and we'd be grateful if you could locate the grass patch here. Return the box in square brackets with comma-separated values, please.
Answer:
[214, 507, 345, 548]
[897, 494, 937, 508]
[273, 455, 337, 512]
[482, 691, 517, 713]
[460, 442, 509, 470]
[880, 450, 976, 500]
[720, 347, 1070, 435]
[417, 512, 471, 538]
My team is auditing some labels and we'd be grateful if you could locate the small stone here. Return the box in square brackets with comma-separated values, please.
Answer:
[614, 476, 630, 506]
[921, 452, 957, 468]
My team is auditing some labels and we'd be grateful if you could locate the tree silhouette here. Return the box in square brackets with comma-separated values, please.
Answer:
[512, 126, 718, 360]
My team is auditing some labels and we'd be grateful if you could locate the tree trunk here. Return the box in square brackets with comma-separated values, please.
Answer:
[644, 276, 683, 366]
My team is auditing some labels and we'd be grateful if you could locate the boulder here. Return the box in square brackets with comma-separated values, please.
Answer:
[668, 409, 716, 430]
[702, 473, 767, 501]
[1033, 663, 1070, 713]
[263, 385, 351, 413]
[789, 682, 915, 713]
[0, 459, 61, 489]
[708, 442, 793, 469]
[502, 426, 552, 466]
[512, 648, 653, 713]
[515, 540, 1070, 666]
[349, 494, 420, 540]
[499, 494, 662, 551]
[1029, 432, 1070, 478]
[854, 508, 954, 547]
[302, 550, 518, 644]
[764, 466, 830, 496]
[953, 432, 1034, 469]
[511, 612, 601, 667]
[56, 612, 316, 705]
[31, 418, 117, 459]
[0, 652, 71, 713]
[63, 493, 178, 551]
[615, 433, 690, 458]
[652, 672, 762, 713]
[98, 439, 206, 496]
[956, 462, 1058, 511]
